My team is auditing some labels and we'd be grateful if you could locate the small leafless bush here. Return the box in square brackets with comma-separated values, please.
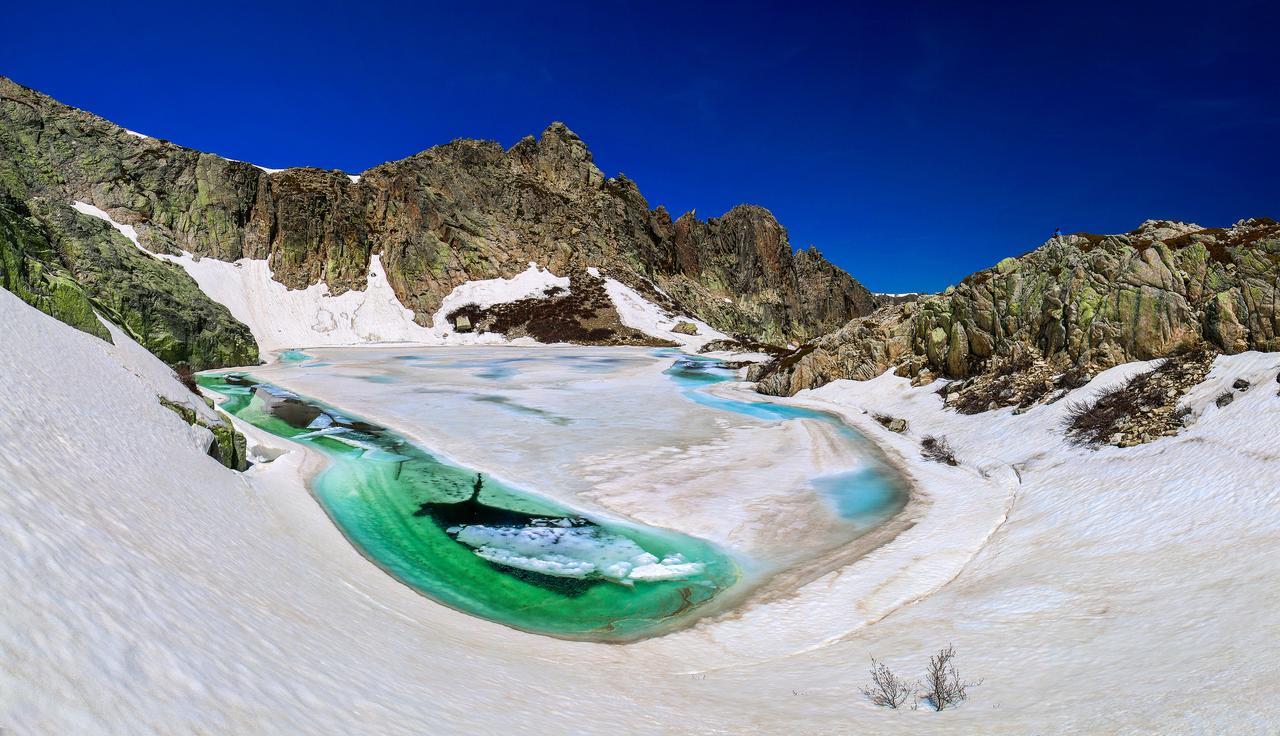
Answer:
[1063, 348, 1213, 446]
[920, 644, 981, 711]
[1062, 385, 1131, 445]
[173, 362, 200, 395]
[860, 658, 915, 709]
[921, 435, 958, 465]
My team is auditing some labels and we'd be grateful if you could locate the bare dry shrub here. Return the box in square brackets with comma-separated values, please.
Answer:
[1064, 347, 1212, 446]
[1062, 384, 1131, 446]
[921, 435, 958, 466]
[920, 644, 980, 711]
[860, 658, 915, 709]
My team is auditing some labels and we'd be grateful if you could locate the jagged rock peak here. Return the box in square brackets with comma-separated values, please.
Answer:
[1131, 219, 1204, 240]
[0, 76, 878, 344]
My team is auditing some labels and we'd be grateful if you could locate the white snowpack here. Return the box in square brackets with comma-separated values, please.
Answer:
[2, 286, 1280, 733]
[425, 262, 570, 346]
[156, 251, 436, 352]
[594, 270, 728, 349]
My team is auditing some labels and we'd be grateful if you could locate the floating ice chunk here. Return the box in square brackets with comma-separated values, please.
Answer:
[293, 426, 348, 440]
[306, 413, 334, 430]
[472, 547, 598, 578]
[630, 554, 705, 581]
[453, 524, 705, 583]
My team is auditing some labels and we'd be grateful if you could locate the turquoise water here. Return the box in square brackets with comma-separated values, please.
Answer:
[662, 351, 904, 524]
[199, 349, 904, 641]
[199, 372, 740, 642]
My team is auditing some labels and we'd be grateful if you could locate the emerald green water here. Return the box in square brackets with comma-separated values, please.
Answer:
[198, 373, 740, 642]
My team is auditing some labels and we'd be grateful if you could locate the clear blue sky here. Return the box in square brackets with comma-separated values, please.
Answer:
[3, 1, 1276, 292]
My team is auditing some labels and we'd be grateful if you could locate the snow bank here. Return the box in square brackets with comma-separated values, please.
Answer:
[423, 263, 569, 346]
[5, 281, 1280, 733]
[593, 268, 727, 349]
[157, 251, 434, 352]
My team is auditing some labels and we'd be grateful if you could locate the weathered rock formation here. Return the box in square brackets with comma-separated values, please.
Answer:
[758, 219, 1280, 397]
[0, 76, 876, 350]
[0, 191, 257, 369]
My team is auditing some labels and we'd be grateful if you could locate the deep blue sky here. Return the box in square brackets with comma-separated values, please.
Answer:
[4, 1, 1277, 292]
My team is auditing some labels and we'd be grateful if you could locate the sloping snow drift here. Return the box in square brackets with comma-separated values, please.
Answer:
[158, 251, 435, 351]
[593, 267, 728, 350]
[3, 280, 1280, 733]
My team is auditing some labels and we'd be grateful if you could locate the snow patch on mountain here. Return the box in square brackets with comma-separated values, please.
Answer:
[158, 251, 435, 353]
[432, 263, 567, 323]
[592, 268, 727, 349]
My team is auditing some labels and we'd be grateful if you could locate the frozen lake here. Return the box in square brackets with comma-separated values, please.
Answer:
[204, 346, 906, 639]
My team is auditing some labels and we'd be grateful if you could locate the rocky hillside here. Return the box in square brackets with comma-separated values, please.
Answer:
[0, 191, 257, 369]
[0, 77, 875, 349]
[757, 218, 1280, 400]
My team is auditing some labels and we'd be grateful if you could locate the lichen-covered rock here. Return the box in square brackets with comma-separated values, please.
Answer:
[32, 199, 258, 370]
[159, 396, 249, 471]
[0, 77, 877, 346]
[0, 192, 109, 341]
[759, 219, 1280, 397]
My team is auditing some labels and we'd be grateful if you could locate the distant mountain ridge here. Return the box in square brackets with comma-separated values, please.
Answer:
[0, 76, 877, 362]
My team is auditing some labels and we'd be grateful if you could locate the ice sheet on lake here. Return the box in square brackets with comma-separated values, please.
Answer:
[453, 524, 704, 584]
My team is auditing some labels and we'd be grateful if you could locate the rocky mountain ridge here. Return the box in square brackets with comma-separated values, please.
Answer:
[757, 217, 1280, 401]
[0, 76, 876, 356]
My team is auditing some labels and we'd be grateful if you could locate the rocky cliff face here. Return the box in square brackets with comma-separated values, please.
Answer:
[0, 77, 875, 347]
[0, 191, 258, 369]
[757, 218, 1280, 398]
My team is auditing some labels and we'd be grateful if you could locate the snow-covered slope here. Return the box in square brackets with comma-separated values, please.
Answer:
[157, 251, 437, 351]
[3, 283, 1280, 733]
[593, 267, 728, 350]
